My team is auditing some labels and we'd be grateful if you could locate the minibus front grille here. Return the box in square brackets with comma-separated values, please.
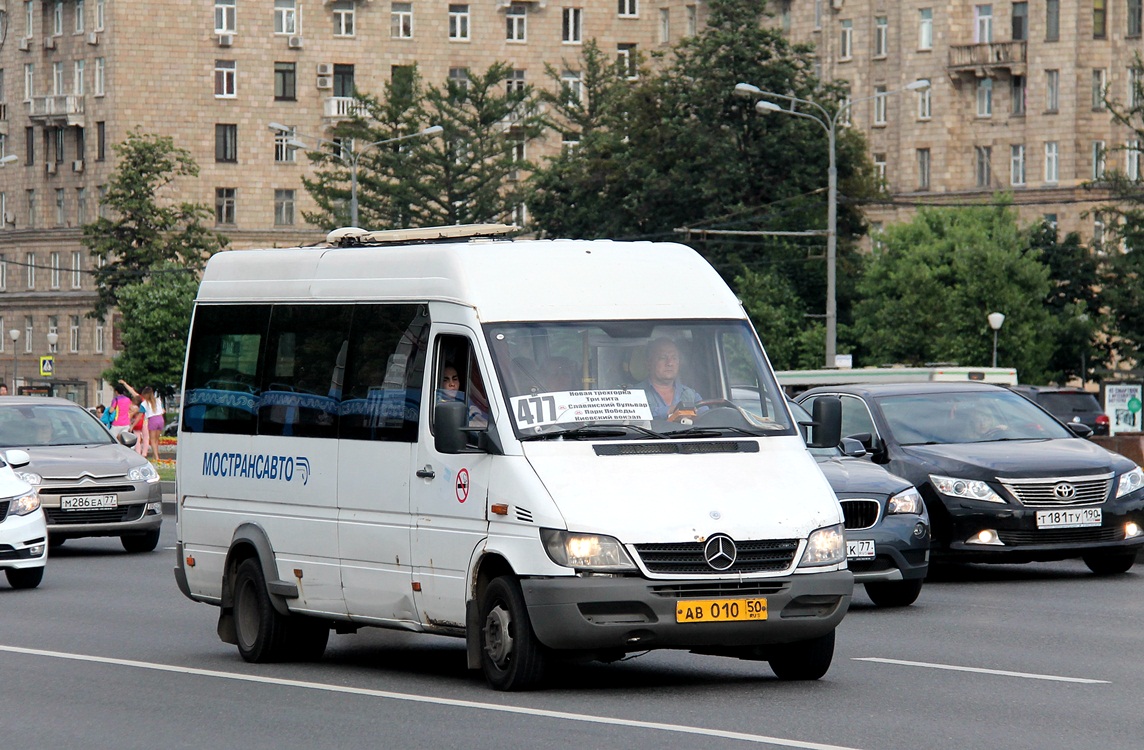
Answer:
[594, 441, 759, 456]
[634, 539, 799, 574]
[650, 581, 786, 598]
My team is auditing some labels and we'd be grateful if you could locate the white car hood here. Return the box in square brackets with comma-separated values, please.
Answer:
[521, 437, 841, 544]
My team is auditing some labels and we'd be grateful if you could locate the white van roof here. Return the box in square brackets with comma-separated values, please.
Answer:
[196, 229, 743, 322]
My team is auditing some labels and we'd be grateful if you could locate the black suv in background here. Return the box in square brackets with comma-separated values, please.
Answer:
[1008, 385, 1108, 436]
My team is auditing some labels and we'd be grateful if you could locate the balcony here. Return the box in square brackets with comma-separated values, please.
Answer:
[28, 95, 85, 127]
[323, 96, 368, 122]
[948, 41, 1026, 79]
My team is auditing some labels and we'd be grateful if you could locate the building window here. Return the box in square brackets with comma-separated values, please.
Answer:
[1046, 70, 1059, 112]
[53, 1, 63, 35]
[52, 61, 64, 96]
[1011, 75, 1026, 115]
[216, 188, 236, 225]
[686, 4, 697, 35]
[659, 8, 670, 43]
[1011, 144, 1026, 185]
[563, 7, 583, 43]
[1011, 2, 1027, 40]
[448, 67, 469, 95]
[505, 69, 526, 94]
[1094, 214, 1105, 250]
[562, 70, 583, 105]
[26, 191, 35, 229]
[975, 4, 993, 43]
[1093, 69, 1107, 109]
[873, 153, 887, 188]
[975, 146, 992, 187]
[74, 60, 85, 96]
[873, 85, 888, 125]
[71, 250, 82, 288]
[617, 44, 638, 79]
[1046, 0, 1060, 40]
[274, 127, 296, 163]
[874, 16, 888, 57]
[75, 0, 85, 33]
[1092, 141, 1106, 180]
[274, 0, 297, 35]
[1127, 140, 1142, 180]
[506, 3, 527, 41]
[216, 124, 238, 163]
[96, 122, 106, 160]
[917, 148, 931, 189]
[215, 60, 236, 98]
[1094, 0, 1107, 38]
[919, 8, 933, 49]
[1131, 0, 1143, 36]
[391, 2, 412, 38]
[275, 62, 296, 101]
[95, 57, 105, 96]
[77, 187, 87, 225]
[54, 191, 65, 227]
[274, 189, 295, 226]
[215, 0, 236, 33]
[49, 251, 60, 287]
[0, 255, 5, 289]
[618, 0, 638, 18]
[977, 78, 993, 116]
[918, 86, 931, 119]
[24, 63, 33, 101]
[24, 316, 33, 353]
[1131, 67, 1142, 108]
[333, 0, 355, 36]
[26, 251, 35, 289]
[449, 4, 469, 40]
[69, 315, 79, 353]
[1044, 141, 1059, 183]
[95, 320, 104, 353]
[839, 19, 852, 60]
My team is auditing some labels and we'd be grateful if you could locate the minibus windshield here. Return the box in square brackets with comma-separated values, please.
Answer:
[486, 320, 795, 439]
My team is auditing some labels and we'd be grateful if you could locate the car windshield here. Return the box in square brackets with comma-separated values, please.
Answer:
[0, 404, 116, 448]
[486, 320, 795, 439]
[877, 389, 1074, 445]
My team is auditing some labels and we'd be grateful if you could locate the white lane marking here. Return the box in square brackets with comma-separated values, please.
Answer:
[0, 644, 864, 750]
[853, 657, 1109, 684]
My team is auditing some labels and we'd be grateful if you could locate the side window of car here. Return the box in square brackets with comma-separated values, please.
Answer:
[839, 395, 877, 439]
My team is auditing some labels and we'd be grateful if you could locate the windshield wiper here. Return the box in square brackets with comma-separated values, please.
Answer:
[520, 423, 669, 441]
[667, 425, 768, 439]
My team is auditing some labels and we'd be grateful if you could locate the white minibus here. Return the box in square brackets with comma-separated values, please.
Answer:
[174, 225, 853, 690]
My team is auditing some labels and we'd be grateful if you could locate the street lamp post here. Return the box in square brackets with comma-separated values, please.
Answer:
[988, 312, 1006, 368]
[268, 123, 443, 228]
[8, 329, 20, 392]
[734, 80, 930, 369]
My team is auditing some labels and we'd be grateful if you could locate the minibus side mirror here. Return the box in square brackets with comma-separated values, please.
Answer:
[434, 402, 469, 454]
[806, 396, 842, 449]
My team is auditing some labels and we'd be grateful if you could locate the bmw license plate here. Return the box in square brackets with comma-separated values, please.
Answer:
[676, 598, 767, 623]
[60, 494, 118, 510]
[1036, 507, 1101, 529]
[846, 539, 876, 560]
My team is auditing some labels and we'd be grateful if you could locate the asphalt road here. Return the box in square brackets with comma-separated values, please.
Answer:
[3, 513, 1141, 750]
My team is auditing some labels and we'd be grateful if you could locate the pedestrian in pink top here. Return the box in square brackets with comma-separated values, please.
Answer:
[109, 383, 133, 439]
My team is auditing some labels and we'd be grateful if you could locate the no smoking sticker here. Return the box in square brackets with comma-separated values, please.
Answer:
[456, 468, 470, 503]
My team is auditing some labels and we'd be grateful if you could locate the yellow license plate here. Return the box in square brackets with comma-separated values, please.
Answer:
[676, 598, 768, 623]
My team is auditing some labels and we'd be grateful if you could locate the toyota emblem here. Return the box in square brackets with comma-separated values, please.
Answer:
[703, 534, 738, 571]
[1053, 482, 1077, 500]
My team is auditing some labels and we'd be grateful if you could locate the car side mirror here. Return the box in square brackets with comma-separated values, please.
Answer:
[806, 396, 842, 449]
[434, 401, 469, 454]
[839, 437, 867, 458]
[4, 449, 31, 468]
[1066, 422, 1094, 438]
[118, 432, 138, 448]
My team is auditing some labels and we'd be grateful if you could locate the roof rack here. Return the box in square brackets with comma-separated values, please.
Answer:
[326, 223, 519, 248]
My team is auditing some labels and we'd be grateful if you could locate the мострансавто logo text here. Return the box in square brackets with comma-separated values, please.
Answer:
[202, 452, 311, 485]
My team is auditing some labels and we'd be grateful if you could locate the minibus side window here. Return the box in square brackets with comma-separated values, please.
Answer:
[257, 305, 353, 439]
[183, 304, 271, 435]
[433, 334, 491, 437]
[339, 304, 429, 442]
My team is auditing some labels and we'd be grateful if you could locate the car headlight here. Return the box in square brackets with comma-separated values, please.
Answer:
[798, 523, 846, 568]
[128, 463, 160, 484]
[540, 529, 636, 571]
[1116, 466, 1144, 498]
[15, 471, 42, 486]
[888, 486, 924, 515]
[9, 490, 41, 516]
[930, 475, 1005, 504]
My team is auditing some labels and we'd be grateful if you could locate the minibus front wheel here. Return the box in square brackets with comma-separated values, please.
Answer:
[478, 576, 548, 691]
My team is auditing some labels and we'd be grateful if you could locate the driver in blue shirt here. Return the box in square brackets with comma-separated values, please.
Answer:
[637, 338, 702, 420]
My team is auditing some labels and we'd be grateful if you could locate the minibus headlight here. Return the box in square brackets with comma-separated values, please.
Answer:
[887, 487, 924, 515]
[540, 529, 636, 572]
[1115, 466, 1144, 498]
[10, 491, 41, 516]
[798, 523, 846, 568]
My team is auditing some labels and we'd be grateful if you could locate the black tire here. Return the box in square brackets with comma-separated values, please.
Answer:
[768, 630, 835, 681]
[6, 566, 45, 589]
[233, 558, 291, 663]
[48, 536, 66, 549]
[478, 576, 548, 691]
[1082, 551, 1137, 576]
[121, 529, 161, 553]
[285, 616, 331, 661]
[864, 578, 924, 608]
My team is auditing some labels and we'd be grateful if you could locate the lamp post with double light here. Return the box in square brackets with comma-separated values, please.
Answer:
[733, 79, 930, 369]
[268, 123, 443, 228]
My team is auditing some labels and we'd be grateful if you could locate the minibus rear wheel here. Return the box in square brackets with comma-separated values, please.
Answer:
[767, 630, 835, 681]
[233, 558, 290, 662]
[478, 576, 548, 691]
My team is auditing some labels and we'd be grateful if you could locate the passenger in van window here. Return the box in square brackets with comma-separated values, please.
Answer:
[438, 365, 464, 404]
[637, 338, 703, 421]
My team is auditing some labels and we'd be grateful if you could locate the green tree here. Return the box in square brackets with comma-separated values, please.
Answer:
[852, 203, 1061, 383]
[83, 130, 226, 318]
[101, 264, 200, 394]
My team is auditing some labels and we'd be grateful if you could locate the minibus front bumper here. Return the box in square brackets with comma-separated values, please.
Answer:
[520, 569, 853, 652]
